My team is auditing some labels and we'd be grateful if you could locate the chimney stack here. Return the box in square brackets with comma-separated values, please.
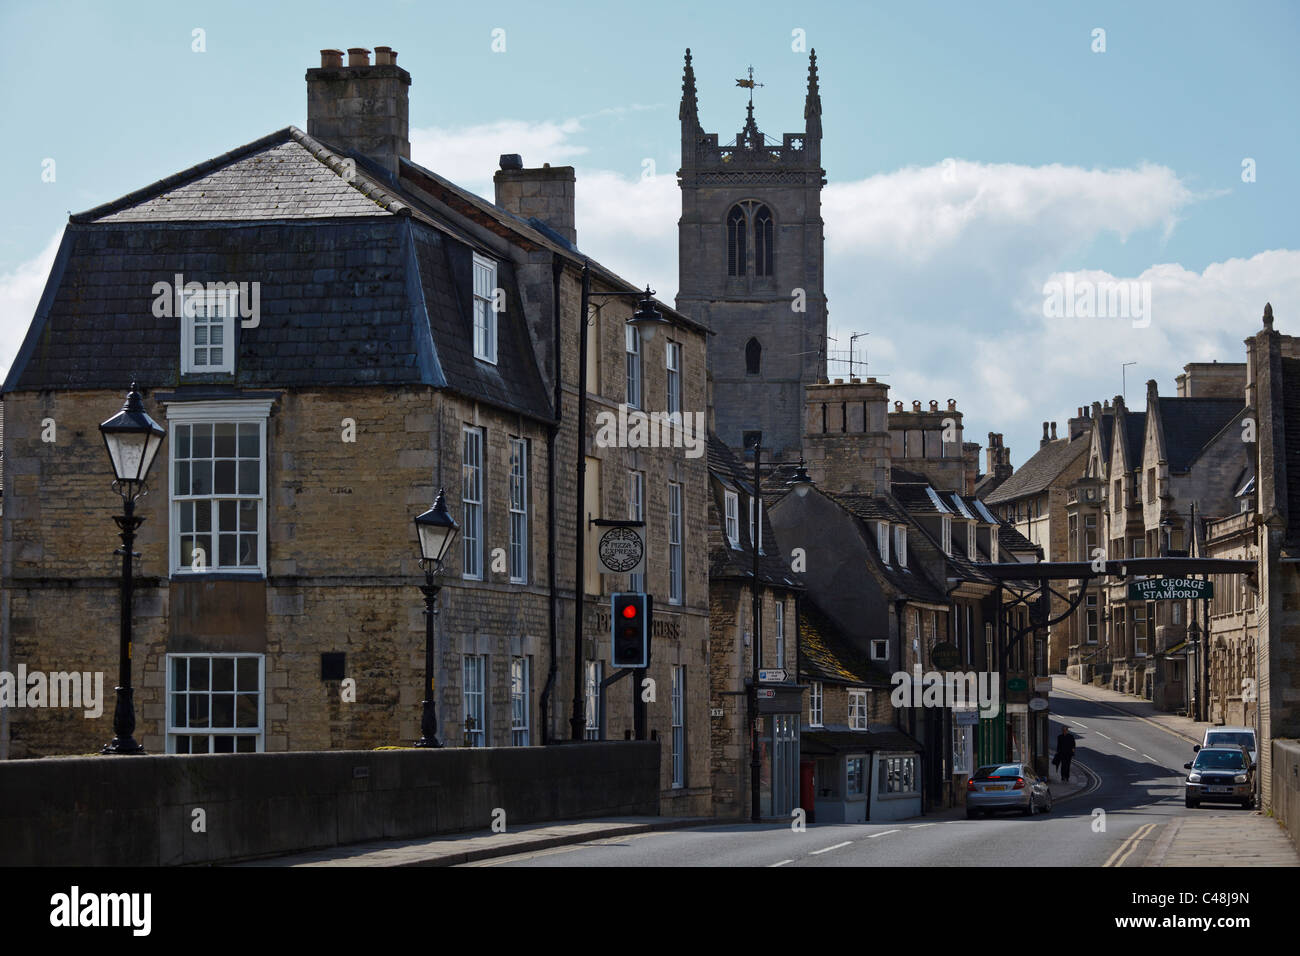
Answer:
[1050, 421, 1058, 440]
[307, 46, 411, 177]
[1041, 421, 1051, 447]
[494, 156, 578, 246]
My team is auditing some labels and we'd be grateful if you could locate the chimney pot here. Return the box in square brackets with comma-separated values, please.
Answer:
[1051, 422, 1058, 440]
[912, 401, 922, 411]
[929, 400, 939, 411]
[320, 49, 344, 68]
[347, 47, 371, 67]
[499, 153, 524, 170]
[894, 401, 903, 412]
[947, 398, 957, 410]
[374, 46, 397, 65]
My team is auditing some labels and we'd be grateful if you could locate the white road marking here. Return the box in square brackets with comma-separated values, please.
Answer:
[908, 823, 936, 829]
[1117, 741, 1137, 751]
[769, 859, 794, 867]
[810, 841, 851, 855]
[867, 829, 900, 839]
[1143, 754, 1156, 761]
[1096, 732, 1112, 740]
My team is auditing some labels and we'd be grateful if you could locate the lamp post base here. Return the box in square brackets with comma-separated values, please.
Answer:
[414, 698, 442, 748]
[101, 737, 146, 755]
[102, 685, 145, 754]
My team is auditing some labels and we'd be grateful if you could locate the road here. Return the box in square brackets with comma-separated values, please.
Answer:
[474, 687, 1248, 867]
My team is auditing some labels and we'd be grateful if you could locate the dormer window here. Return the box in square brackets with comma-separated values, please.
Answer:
[968, 523, 977, 559]
[991, 529, 1000, 563]
[749, 496, 764, 553]
[942, 515, 952, 555]
[181, 287, 236, 374]
[878, 522, 890, 562]
[724, 491, 740, 549]
[895, 526, 907, 567]
[472, 253, 498, 364]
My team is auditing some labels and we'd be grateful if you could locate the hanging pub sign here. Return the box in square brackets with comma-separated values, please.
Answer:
[1127, 577, 1214, 602]
[593, 519, 646, 576]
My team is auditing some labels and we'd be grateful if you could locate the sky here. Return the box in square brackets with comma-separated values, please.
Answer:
[1, 0, 1297, 467]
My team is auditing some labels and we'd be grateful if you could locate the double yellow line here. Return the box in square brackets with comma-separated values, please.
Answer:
[1104, 822, 1157, 867]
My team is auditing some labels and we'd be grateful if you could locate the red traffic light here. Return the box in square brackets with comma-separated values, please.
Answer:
[622, 604, 638, 619]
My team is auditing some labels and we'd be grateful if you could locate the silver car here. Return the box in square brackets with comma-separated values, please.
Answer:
[966, 762, 1053, 818]
[1196, 727, 1257, 766]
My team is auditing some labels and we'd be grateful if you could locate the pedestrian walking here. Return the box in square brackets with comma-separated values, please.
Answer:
[1055, 726, 1076, 782]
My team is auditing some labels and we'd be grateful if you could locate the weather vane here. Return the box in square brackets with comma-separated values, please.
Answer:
[735, 65, 764, 106]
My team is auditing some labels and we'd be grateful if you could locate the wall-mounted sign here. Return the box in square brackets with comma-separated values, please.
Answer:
[1007, 678, 1028, 692]
[1128, 577, 1214, 602]
[1028, 697, 1049, 712]
[759, 668, 787, 683]
[710, 708, 725, 718]
[757, 688, 776, 699]
[930, 642, 961, 670]
[596, 524, 645, 575]
[954, 709, 981, 725]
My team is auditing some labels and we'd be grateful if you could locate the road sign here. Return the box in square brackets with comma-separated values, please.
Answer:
[1029, 697, 1049, 712]
[759, 668, 787, 683]
[757, 688, 776, 699]
[954, 709, 980, 725]
[710, 708, 724, 718]
[1008, 677, 1028, 692]
[1128, 577, 1214, 601]
[597, 524, 646, 575]
[1034, 677, 1053, 692]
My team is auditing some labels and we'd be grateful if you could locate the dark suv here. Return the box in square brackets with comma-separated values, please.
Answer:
[1183, 746, 1254, 809]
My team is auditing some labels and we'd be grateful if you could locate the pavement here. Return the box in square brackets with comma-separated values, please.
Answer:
[235, 816, 713, 867]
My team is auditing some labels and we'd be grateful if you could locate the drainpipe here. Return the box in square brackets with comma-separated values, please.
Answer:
[539, 253, 564, 744]
[571, 262, 592, 739]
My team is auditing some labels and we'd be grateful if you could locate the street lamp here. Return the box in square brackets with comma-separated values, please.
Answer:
[98, 383, 164, 755]
[414, 489, 459, 748]
[627, 286, 670, 343]
[746, 437, 815, 821]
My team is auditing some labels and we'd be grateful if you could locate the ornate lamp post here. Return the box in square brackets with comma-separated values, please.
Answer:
[414, 489, 459, 747]
[98, 383, 165, 755]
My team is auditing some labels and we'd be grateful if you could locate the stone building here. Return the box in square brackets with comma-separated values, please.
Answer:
[704, 434, 801, 818]
[676, 50, 827, 462]
[0, 46, 713, 814]
[985, 412, 1089, 674]
[1246, 303, 1300, 812]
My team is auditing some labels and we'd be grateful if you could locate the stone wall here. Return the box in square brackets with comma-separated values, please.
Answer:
[0, 742, 659, 866]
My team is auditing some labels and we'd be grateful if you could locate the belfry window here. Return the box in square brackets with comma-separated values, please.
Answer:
[727, 205, 747, 276]
[746, 337, 762, 375]
[754, 206, 774, 276]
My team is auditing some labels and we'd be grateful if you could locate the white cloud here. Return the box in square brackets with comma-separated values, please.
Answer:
[0, 228, 62, 383]
[410, 118, 587, 195]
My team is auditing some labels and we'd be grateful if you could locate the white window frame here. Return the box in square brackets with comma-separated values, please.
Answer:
[165, 652, 264, 753]
[463, 654, 486, 746]
[625, 323, 641, 409]
[584, 659, 603, 740]
[166, 400, 272, 576]
[774, 600, 785, 667]
[879, 754, 919, 795]
[871, 639, 888, 661]
[942, 515, 952, 555]
[749, 497, 763, 554]
[846, 755, 867, 796]
[671, 665, 686, 788]
[669, 482, 684, 605]
[968, 522, 977, 559]
[894, 525, 907, 567]
[848, 689, 869, 730]
[472, 253, 498, 364]
[510, 656, 530, 747]
[809, 681, 824, 727]
[952, 725, 973, 776]
[462, 425, 484, 580]
[666, 340, 683, 416]
[508, 437, 528, 584]
[180, 286, 237, 375]
[1086, 595, 1098, 644]
[628, 471, 645, 592]
[724, 490, 740, 549]
[878, 522, 890, 562]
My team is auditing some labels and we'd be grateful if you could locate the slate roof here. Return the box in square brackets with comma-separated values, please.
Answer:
[799, 598, 892, 687]
[1097, 411, 1114, 465]
[823, 491, 950, 603]
[707, 433, 800, 589]
[1121, 411, 1147, 471]
[998, 522, 1039, 554]
[3, 126, 558, 423]
[1156, 397, 1244, 473]
[974, 470, 1008, 498]
[984, 437, 1087, 505]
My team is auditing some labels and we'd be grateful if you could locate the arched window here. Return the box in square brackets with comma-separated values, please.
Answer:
[754, 206, 774, 277]
[727, 205, 747, 276]
[746, 337, 762, 375]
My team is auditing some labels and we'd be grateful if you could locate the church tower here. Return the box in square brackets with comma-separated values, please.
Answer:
[676, 49, 828, 460]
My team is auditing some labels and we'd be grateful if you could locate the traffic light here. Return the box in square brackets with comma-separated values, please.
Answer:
[611, 592, 651, 668]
